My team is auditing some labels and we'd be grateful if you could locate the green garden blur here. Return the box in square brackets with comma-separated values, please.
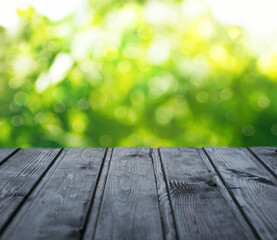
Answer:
[0, 0, 277, 147]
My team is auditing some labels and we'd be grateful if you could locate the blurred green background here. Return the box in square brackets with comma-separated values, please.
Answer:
[0, 0, 277, 147]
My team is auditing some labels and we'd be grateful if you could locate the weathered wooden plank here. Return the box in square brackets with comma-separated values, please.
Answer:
[0, 148, 19, 166]
[151, 149, 178, 240]
[159, 147, 248, 240]
[248, 147, 277, 178]
[83, 148, 113, 240]
[93, 147, 163, 240]
[197, 148, 257, 240]
[0, 148, 61, 234]
[204, 147, 277, 240]
[1, 148, 106, 240]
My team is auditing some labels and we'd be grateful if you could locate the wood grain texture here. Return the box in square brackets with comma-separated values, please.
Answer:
[0, 149, 18, 166]
[0, 148, 61, 234]
[248, 147, 277, 178]
[159, 147, 247, 240]
[0, 147, 276, 240]
[197, 148, 257, 240]
[93, 147, 163, 240]
[151, 148, 178, 240]
[205, 147, 277, 240]
[83, 148, 113, 240]
[2, 148, 106, 240]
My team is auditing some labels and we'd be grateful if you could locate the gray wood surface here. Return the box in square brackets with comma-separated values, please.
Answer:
[151, 148, 178, 240]
[248, 147, 277, 178]
[2, 148, 106, 240]
[158, 147, 248, 240]
[93, 147, 164, 240]
[197, 148, 257, 240]
[0, 149, 18, 166]
[83, 148, 113, 240]
[0, 148, 61, 234]
[205, 147, 277, 240]
[0, 147, 276, 240]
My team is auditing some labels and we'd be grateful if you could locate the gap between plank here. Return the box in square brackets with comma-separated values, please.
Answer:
[91, 148, 114, 240]
[0, 148, 20, 168]
[149, 148, 166, 240]
[0, 148, 64, 236]
[79, 148, 108, 237]
[246, 147, 277, 179]
[157, 148, 180, 240]
[82, 148, 114, 240]
[199, 148, 261, 240]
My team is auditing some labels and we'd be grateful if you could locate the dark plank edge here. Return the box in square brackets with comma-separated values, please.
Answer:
[151, 148, 178, 240]
[246, 147, 277, 179]
[0, 148, 20, 167]
[200, 148, 261, 240]
[198, 148, 258, 239]
[79, 148, 108, 237]
[0, 148, 64, 236]
[83, 148, 114, 240]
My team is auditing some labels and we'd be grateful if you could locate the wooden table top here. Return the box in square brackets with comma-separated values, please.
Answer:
[0, 147, 276, 240]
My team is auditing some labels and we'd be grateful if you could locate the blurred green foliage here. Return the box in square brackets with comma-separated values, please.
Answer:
[0, 0, 277, 147]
